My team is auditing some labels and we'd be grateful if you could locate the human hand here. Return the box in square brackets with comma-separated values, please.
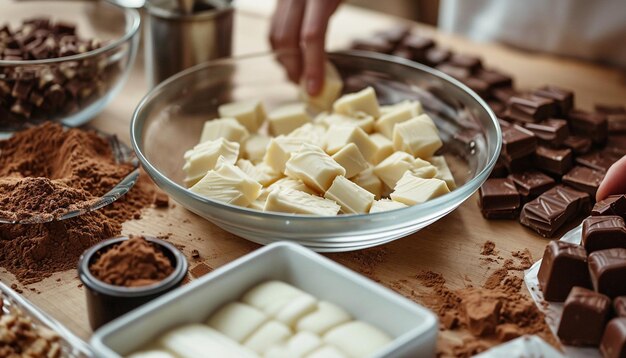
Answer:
[270, 0, 342, 96]
[596, 155, 626, 201]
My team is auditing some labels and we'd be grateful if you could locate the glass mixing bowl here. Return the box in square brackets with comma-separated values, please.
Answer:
[131, 51, 501, 252]
[0, 1, 140, 134]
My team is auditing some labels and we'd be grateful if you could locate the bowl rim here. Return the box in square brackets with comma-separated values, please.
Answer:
[0, 0, 141, 66]
[131, 50, 502, 222]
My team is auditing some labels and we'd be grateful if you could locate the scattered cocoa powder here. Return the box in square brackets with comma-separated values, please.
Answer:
[90, 236, 174, 287]
[190, 262, 213, 278]
[481, 241, 497, 256]
[0, 123, 157, 284]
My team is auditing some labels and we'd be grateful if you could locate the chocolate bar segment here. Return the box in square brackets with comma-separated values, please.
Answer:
[593, 195, 626, 220]
[537, 241, 591, 302]
[447, 53, 482, 72]
[589, 248, 626, 298]
[562, 165, 605, 197]
[478, 178, 520, 219]
[401, 34, 435, 60]
[507, 170, 555, 200]
[435, 63, 471, 80]
[533, 146, 573, 176]
[523, 119, 569, 146]
[533, 85, 574, 116]
[374, 25, 410, 47]
[519, 185, 590, 237]
[600, 318, 626, 358]
[596, 104, 626, 134]
[557, 286, 612, 346]
[582, 216, 626, 254]
[352, 37, 394, 54]
[423, 47, 451, 66]
[505, 94, 554, 123]
[569, 109, 609, 145]
[564, 135, 593, 155]
[501, 124, 537, 160]
[615, 297, 626, 318]
[576, 149, 623, 173]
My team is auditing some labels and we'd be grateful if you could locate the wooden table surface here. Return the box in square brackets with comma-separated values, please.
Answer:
[3, 1, 626, 345]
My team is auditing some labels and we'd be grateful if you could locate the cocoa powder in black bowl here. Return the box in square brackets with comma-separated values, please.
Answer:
[78, 235, 187, 330]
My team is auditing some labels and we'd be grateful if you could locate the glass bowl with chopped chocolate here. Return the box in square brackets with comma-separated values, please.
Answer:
[78, 235, 188, 330]
[0, 1, 140, 133]
[131, 50, 501, 252]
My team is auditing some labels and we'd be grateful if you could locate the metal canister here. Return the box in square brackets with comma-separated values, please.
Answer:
[144, 0, 233, 87]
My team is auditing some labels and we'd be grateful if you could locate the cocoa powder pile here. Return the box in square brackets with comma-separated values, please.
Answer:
[90, 236, 174, 287]
[0, 123, 157, 284]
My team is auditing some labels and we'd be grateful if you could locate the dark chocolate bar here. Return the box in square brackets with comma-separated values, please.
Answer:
[423, 47, 451, 66]
[401, 34, 435, 60]
[533, 146, 574, 176]
[474, 69, 513, 89]
[508, 170, 555, 200]
[533, 85, 574, 116]
[563, 135, 593, 155]
[562, 165, 605, 197]
[501, 153, 533, 173]
[569, 109, 609, 145]
[596, 104, 626, 134]
[492, 87, 518, 104]
[374, 25, 410, 47]
[593, 195, 626, 220]
[505, 94, 554, 123]
[537, 241, 591, 302]
[576, 150, 623, 173]
[582, 216, 626, 254]
[615, 297, 626, 318]
[478, 178, 520, 219]
[447, 53, 482, 72]
[490, 158, 508, 178]
[600, 318, 626, 358]
[524, 119, 569, 146]
[435, 63, 471, 80]
[557, 286, 612, 346]
[501, 124, 537, 160]
[588, 248, 626, 298]
[351, 37, 394, 54]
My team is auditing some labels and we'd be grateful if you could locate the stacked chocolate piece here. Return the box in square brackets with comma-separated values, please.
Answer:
[0, 18, 117, 128]
[536, 195, 626, 355]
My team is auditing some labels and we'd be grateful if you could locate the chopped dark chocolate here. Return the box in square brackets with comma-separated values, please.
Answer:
[596, 105, 626, 133]
[533, 85, 574, 116]
[505, 94, 554, 123]
[401, 34, 435, 60]
[501, 153, 533, 173]
[615, 297, 626, 318]
[523, 118, 569, 146]
[569, 109, 609, 145]
[589, 248, 626, 298]
[490, 158, 508, 178]
[562, 166, 605, 197]
[508, 170, 555, 200]
[351, 37, 394, 54]
[537, 241, 591, 302]
[492, 87, 518, 104]
[462, 77, 490, 98]
[600, 318, 626, 358]
[593, 195, 626, 220]
[576, 150, 623, 173]
[534, 146, 574, 176]
[501, 124, 537, 159]
[423, 47, 451, 66]
[557, 286, 612, 346]
[564, 135, 593, 155]
[475, 69, 513, 89]
[486, 100, 506, 118]
[447, 53, 482, 72]
[374, 25, 410, 47]
[519, 185, 590, 237]
[582, 216, 626, 254]
[434, 63, 471, 80]
[478, 178, 520, 219]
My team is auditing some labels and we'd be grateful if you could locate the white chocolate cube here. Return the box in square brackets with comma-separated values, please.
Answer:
[429, 155, 457, 190]
[183, 138, 240, 187]
[333, 86, 380, 118]
[325, 125, 377, 161]
[265, 332, 322, 358]
[288, 123, 327, 149]
[269, 177, 317, 195]
[392, 114, 442, 158]
[200, 117, 249, 144]
[374, 151, 437, 189]
[324, 176, 375, 214]
[368, 133, 394, 164]
[323, 321, 391, 358]
[264, 187, 340, 216]
[263, 136, 305, 173]
[318, 113, 375, 133]
[284, 144, 346, 193]
[249, 189, 269, 211]
[379, 99, 423, 116]
[274, 294, 318, 327]
[296, 301, 352, 335]
[390, 171, 450, 205]
[159, 324, 258, 358]
[369, 199, 408, 213]
[218, 99, 267, 132]
[375, 106, 415, 139]
[307, 346, 348, 358]
[300, 62, 343, 111]
[189, 157, 262, 207]
[243, 321, 291, 354]
[237, 159, 283, 186]
[243, 133, 271, 163]
[331, 143, 369, 179]
[207, 302, 268, 343]
[242, 281, 305, 313]
[268, 103, 311, 136]
[352, 167, 383, 200]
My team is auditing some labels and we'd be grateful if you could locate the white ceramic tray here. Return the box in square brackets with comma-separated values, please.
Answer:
[90, 242, 438, 357]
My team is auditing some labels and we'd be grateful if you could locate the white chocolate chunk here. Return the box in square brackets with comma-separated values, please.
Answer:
[333, 87, 380, 118]
[268, 103, 311, 136]
[274, 294, 318, 327]
[369, 199, 408, 213]
[189, 157, 262, 207]
[331, 143, 369, 179]
[218, 99, 267, 132]
[318, 113, 375, 133]
[207, 302, 269, 343]
[284, 144, 346, 193]
[242, 281, 306, 313]
[324, 176, 375, 214]
[374, 151, 437, 189]
[243, 321, 292, 354]
[269, 177, 317, 195]
[368, 133, 394, 165]
[324, 125, 377, 161]
[392, 114, 442, 158]
[390, 172, 450, 205]
[300, 62, 343, 111]
[429, 155, 457, 190]
[265, 332, 322, 358]
[159, 324, 258, 358]
[296, 301, 352, 335]
[183, 138, 239, 187]
[351, 167, 383, 200]
[375, 107, 415, 139]
[128, 350, 177, 358]
[244, 133, 271, 163]
[263, 136, 305, 173]
[379, 99, 423, 116]
[306, 346, 348, 358]
[264, 187, 341, 216]
[237, 159, 283, 186]
[288, 123, 327, 149]
[323, 321, 391, 358]
[249, 189, 269, 210]
[200, 117, 249, 144]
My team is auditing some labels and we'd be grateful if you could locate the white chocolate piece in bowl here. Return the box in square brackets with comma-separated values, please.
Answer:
[284, 144, 346, 193]
[333, 86, 380, 118]
[368, 133, 394, 165]
[324, 176, 375, 214]
[218, 99, 266, 132]
[263, 135, 306, 173]
[269, 177, 317, 195]
[268, 103, 311, 136]
[323, 321, 392, 358]
[325, 125, 377, 161]
[159, 324, 258, 358]
[296, 301, 352, 335]
[429, 155, 457, 190]
[182, 138, 239, 187]
[288, 123, 328, 149]
[369, 199, 408, 213]
[306, 346, 348, 358]
[244, 133, 271, 163]
[200, 117, 249, 144]
[373, 151, 437, 189]
[265, 332, 322, 358]
[351, 167, 383, 200]
[318, 113, 375, 134]
[264, 187, 341, 216]
[207, 302, 269, 343]
[237, 159, 283, 186]
[300, 62, 343, 111]
[379, 99, 423, 116]
[375, 105, 417, 139]
[243, 321, 291, 354]
[392, 114, 442, 158]
[390, 171, 450, 205]
[331, 143, 369, 179]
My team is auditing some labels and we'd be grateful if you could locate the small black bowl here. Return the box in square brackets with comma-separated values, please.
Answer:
[78, 236, 187, 330]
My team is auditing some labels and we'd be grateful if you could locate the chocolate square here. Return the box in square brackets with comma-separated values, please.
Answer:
[576, 149, 623, 173]
[523, 118, 569, 146]
[447, 53, 482, 72]
[557, 286, 611, 346]
[435, 63, 471, 80]
[564, 135, 593, 155]
[507, 170, 555, 201]
[593, 195, 626, 219]
[615, 297, 626, 317]
[569, 109, 609, 145]
[537, 241, 591, 301]
[351, 37, 394, 54]
[582, 216, 626, 254]
[533, 146, 573, 176]
[492, 87, 518, 104]
[401, 34, 435, 59]
[600, 318, 626, 358]
[533, 85, 574, 116]
[478, 178, 520, 219]
[589, 248, 626, 298]
[475, 69, 513, 89]
[505, 94, 554, 123]
[424, 47, 451, 66]
[562, 166, 605, 197]
[501, 124, 537, 160]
